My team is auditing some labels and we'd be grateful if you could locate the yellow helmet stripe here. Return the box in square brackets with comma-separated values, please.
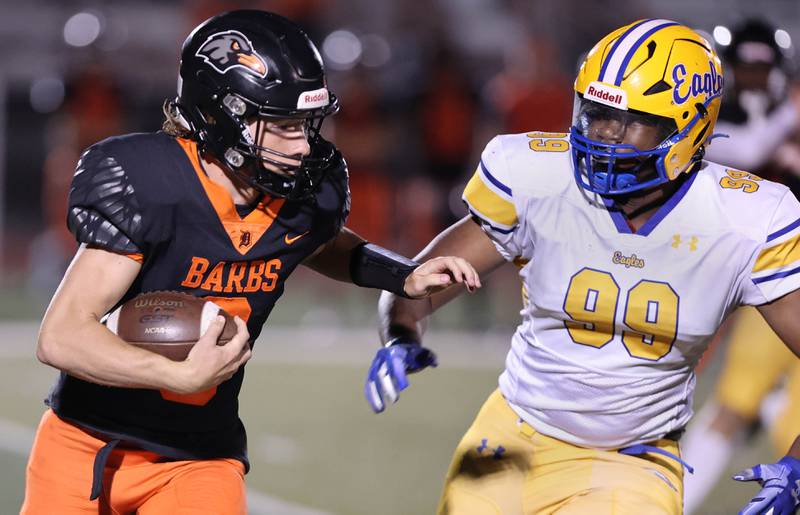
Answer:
[599, 19, 678, 86]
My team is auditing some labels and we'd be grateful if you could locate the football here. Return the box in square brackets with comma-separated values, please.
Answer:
[104, 291, 236, 361]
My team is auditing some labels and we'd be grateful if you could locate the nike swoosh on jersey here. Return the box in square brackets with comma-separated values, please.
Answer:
[284, 231, 309, 245]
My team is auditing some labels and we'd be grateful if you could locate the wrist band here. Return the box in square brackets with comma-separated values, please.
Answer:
[349, 242, 419, 297]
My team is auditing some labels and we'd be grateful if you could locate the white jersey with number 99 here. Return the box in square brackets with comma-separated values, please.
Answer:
[463, 131, 800, 449]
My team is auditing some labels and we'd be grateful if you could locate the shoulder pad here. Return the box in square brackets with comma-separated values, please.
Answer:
[67, 133, 185, 254]
[312, 145, 350, 240]
[67, 141, 145, 253]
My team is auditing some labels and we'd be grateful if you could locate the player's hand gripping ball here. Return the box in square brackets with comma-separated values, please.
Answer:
[104, 291, 236, 361]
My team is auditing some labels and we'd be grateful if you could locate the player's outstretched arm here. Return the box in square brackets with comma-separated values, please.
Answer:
[732, 291, 800, 514]
[37, 245, 250, 392]
[303, 226, 481, 297]
[380, 216, 506, 342]
[757, 287, 800, 359]
[366, 216, 507, 412]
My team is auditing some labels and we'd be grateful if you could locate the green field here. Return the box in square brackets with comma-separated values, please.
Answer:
[0, 320, 775, 515]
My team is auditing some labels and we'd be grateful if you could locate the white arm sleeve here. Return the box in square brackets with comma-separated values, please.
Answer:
[705, 100, 799, 171]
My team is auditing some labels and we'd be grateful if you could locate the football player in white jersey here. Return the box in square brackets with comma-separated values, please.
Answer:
[364, 19, 800, 515]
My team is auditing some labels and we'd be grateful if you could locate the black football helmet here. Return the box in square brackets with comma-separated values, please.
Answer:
[170, 10, 340, 199]
[723, 19, 788, 68]
[722, 18, 794, 100]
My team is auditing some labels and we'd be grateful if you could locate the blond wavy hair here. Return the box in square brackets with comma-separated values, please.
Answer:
[161, 99, 194, 138]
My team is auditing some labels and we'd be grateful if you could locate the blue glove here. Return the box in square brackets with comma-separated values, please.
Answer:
[734, 456, 800, 515]
[364, 338, 437, 413]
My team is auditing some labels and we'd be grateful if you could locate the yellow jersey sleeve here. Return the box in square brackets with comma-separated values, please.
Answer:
[462, 135, 531, 261]
[745, 190, 800, 304]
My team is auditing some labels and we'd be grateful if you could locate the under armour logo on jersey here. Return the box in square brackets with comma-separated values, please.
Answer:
[477, 438, 506, 459]
[196, 30, 268, 78]
[671, 234, 698, 251]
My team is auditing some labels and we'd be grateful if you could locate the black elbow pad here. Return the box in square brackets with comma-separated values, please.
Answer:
[349, 242, 419, 297]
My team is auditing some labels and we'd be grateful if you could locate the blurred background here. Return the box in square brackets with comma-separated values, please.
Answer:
[1, 1, 799, 514]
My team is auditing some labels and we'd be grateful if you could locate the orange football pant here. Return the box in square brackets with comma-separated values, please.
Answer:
[21, 409, 246, 515]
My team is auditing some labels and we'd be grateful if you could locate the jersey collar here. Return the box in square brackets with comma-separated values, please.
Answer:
[602, 171, 698, 237]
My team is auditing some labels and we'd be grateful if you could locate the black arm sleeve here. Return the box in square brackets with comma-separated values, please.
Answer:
[67, 145, 145, 254]
[349, 242, 419, 297]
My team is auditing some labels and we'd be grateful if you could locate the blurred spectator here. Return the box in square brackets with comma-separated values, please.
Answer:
[485, 35, 573, 134]
[26, 65, 124, 298]
[385, 42, 481, 253]
[331, 68, 393, 244]
[419, 46, 478, 228]
[187, 0, 331, 44]
[705, 18, 800, 185]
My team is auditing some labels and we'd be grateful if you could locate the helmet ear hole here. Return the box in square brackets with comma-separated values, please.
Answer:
[692, 122, 710, 147]
[694, 103, 708, 119]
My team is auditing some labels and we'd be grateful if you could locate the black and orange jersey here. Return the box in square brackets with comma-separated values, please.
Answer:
[49, 131, 350, 468]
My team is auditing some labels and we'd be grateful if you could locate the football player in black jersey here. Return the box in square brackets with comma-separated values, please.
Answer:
[705, 18, 799, 177]
[22, 10, 479, 514]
